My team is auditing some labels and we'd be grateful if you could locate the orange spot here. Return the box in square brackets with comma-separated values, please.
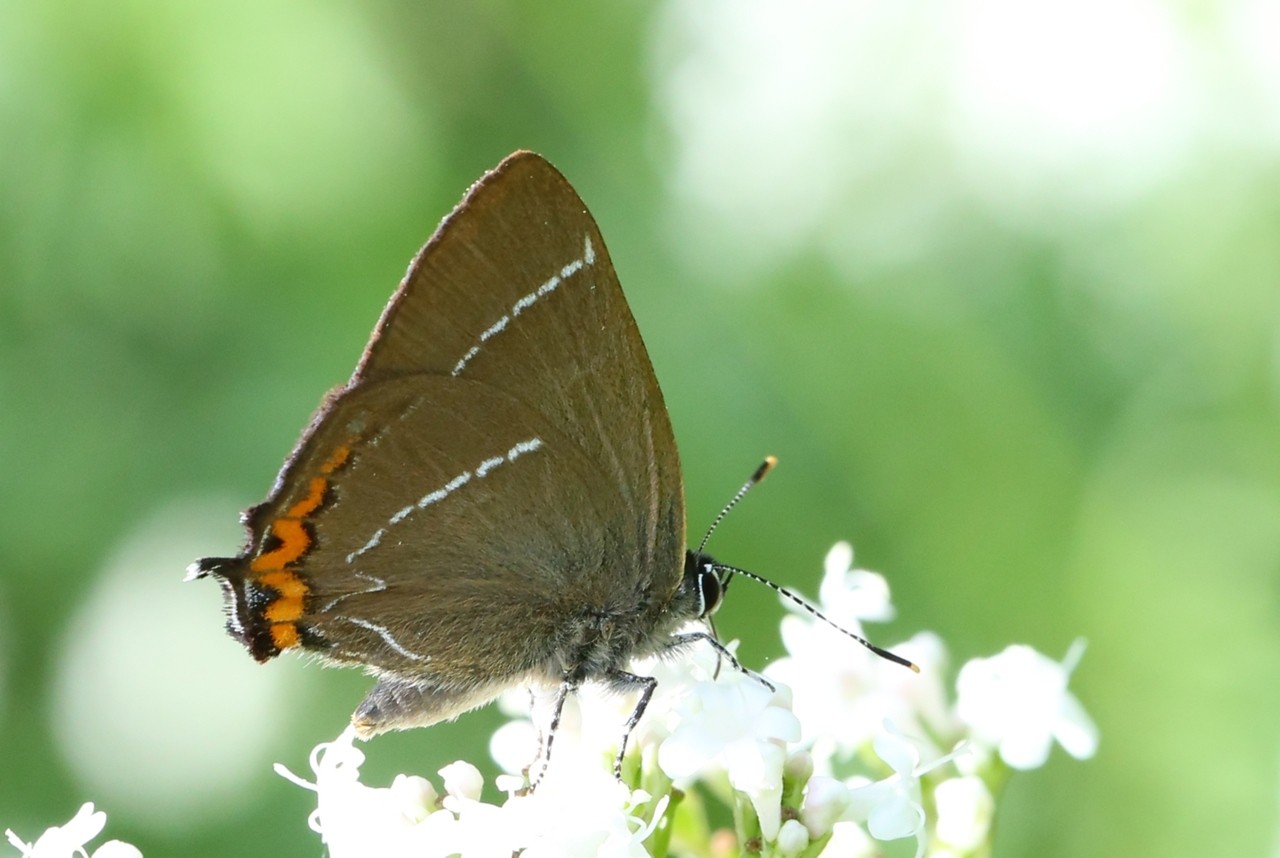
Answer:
[251, 519, 311, 571]
[265, 596, 304, 622]
[270, 623, 300, 650]
[260, 570, 308, 622]
[259, 570, 309, 599]
[287, 476, 328, 518]
[322, 444, 352, 473]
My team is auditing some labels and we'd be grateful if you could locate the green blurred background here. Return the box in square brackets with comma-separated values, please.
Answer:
[3, 1, 1278, 855]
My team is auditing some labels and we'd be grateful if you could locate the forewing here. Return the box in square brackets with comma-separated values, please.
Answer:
[354, 152, 684, 591]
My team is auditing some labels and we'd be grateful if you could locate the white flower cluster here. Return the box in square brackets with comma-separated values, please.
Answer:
[4, 544, 1096, 858]
[5, 803, 139, 858]
[272, 541, 1097, 858]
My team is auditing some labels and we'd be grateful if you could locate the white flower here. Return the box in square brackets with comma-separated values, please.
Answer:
[506, 780, 666, 858]
[800, 775, 851, 839]
[437, 761, 484, 805]
[845, 725, 926, 843]
[765, 544, 952, 761]
[266, 543, 1098, 858]
[489, 664, 675, 785]
[488, 717, 540, 777]
[817, 821, 876, 858]
[775, 819, 810, 856]
[933, 776, 993, 851]
[490, 627, 807, 844]
[656, 659, 800, 839]
[818, 541, 896, 624]
[275, 727, 466, 858]
[279, 723, 665, 858]
[844, 721, 969, 858]
[4, 803, 140, 858]
[955, 639, 1099, 770]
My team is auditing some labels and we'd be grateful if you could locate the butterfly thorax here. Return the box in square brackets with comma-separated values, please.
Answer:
[542, 548, 720, 686]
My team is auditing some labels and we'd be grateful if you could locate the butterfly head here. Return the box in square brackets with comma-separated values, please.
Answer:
[681, 549, 729, 620]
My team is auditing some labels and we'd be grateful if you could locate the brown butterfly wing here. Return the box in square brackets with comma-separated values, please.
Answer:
[195, 153, 685, 710]
[355, 151, 683, 592]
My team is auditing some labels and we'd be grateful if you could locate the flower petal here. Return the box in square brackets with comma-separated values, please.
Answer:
[90, 841, 144, 858]
[1053, 693, 1100, 760]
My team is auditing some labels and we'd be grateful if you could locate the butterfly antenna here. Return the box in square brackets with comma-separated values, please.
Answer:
[713, 561, 921, 673]
[697, 455, 777, 556]
[699, 456, 776, 680]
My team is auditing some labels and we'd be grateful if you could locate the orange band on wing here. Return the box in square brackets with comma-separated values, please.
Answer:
[251, 519, 310, 571]
[248, 440, 356, 649]
[286, 477, 328, 519]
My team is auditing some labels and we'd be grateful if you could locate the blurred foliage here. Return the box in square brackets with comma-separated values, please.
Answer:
[2, 1, 1278, 856]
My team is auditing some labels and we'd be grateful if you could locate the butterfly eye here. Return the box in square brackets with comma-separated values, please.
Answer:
[695, 561, 724, 617]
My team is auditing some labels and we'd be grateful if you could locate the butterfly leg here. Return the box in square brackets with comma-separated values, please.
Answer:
[705, 616, 724, 680]
[521, 687, 543, 785]
[606, 670, 658, 780]
[668, 631, 776, 694]
[529, 678, 577, 791]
